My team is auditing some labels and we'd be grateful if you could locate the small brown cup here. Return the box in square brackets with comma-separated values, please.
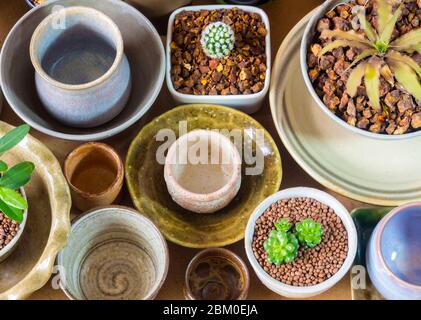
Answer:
[64, 142, 124, 212]
[184, 248, 250, 300]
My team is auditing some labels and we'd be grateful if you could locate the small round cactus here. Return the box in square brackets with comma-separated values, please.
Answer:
[295, 218, 324, 248]
[200, 22, 235, 59]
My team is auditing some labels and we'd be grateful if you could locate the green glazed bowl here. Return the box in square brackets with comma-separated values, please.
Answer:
[125, 104, 282, 248]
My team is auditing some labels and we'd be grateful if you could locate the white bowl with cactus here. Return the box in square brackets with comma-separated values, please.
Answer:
[166, 5, 271, 114]
[301, 0, 421, 139]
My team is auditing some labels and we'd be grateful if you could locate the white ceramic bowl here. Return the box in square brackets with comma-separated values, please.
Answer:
[166, 5, 271, 114]
[300, 0, 421, 140]
[0, 188, 28, 263]
[245, 187, 357, 298]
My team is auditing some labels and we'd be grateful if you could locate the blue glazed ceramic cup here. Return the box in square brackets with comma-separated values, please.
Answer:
[367, 202, 421, 300]
[30, 6, 131, 128]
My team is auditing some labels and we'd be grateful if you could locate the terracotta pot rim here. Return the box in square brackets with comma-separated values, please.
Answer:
[64, 142, 124, 198]
[164, 129, 242, 202]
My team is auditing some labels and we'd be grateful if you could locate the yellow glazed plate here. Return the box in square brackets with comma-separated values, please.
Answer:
[270, 11, 421, 206]
[0, 121, 71, 300]
[126, 104, 282, 248]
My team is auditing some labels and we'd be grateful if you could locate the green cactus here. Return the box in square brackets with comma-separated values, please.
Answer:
[295, 218, 324, 248]
[263, 219, 299, 266]
[200, 22, 235, 59]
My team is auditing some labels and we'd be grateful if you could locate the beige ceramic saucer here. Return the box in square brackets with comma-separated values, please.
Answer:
[269, 11, 421, 206]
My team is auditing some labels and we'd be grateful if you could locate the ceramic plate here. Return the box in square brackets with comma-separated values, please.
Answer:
[0, 121, 71, 300]
[351, 207, 392, 300]
[269, 11, 421, 206]
[126, 104, 282, 248]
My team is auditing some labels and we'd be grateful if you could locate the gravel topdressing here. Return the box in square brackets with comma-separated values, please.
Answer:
[0, 213, 19, 251]
[170, 8, 268, 96]
[252, 197, 348, 287]
[307, 0, 421, 135]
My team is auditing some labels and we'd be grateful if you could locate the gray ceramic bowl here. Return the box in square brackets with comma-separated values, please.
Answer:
[1, 0, 165, 141]
[57, 206, 169, 300]
[30, 6, 132, 128]
[300, 0, 421, 140]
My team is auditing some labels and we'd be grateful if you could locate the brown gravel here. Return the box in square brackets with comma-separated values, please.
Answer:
[308, 0, 421, 135]
[170, 8, 267, 95]
[0, 213, 19, 250]
[252, 197, 348, 286]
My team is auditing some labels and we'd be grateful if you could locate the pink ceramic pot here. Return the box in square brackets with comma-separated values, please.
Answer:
[164, 130, 242, 214]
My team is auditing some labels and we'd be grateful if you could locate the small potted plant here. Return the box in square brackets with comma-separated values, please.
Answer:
[166, 5, 271, 113]
[245, 187, 357, 298]
[0, 124, 35, 262]
[301, 0, 421, 138]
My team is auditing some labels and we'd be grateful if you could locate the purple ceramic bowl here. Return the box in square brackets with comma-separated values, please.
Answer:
[367, 202, 421, 300]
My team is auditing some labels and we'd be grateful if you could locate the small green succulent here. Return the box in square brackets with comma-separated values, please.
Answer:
[200, 22, 235, 59]
[263, 219, 299, 266]
[295, 218, 324, 248]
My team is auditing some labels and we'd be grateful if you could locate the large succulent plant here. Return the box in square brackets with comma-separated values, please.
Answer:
[319, 0, 421, 112]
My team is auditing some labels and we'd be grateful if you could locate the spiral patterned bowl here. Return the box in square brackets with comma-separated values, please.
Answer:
[57, 206, 169, 300]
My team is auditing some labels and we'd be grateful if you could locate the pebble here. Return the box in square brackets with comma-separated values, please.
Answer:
[0, 213, 20, 250]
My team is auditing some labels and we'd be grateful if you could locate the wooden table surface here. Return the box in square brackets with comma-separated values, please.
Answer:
[0, 0, 365, 300]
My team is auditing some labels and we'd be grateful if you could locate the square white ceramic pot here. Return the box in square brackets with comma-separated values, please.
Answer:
[166, 5, 271, 114]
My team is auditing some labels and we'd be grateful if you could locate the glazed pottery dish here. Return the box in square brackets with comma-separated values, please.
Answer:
[184, 248, 249, 300]
[166, 5, 271, 114]
[245, 187, 357, 298]
[30, 6, 131, 128]
[367, 203, 421, 300]
[126, 104, 282, 248]
[164, 129, 242, 214]
[1, 0, 165, 141]
[57, 206, 169, 300]
[301, 0, 421, 140]
[64, 142, 124, 212]
[0, 121, 71, 300]
[0, 189, 28, 263]
[351, 207, 391, 300]
[270, 10, 421, 206]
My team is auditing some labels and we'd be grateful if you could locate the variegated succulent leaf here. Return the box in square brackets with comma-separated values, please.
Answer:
[391, 28, 421, 52]
[318, 39, 371, 57]
[387, 50, 421, 78]
[389, 60, 421, 101]
[378, 2, 403, 47]
[347, 62, 368, 97]
[365, 59, 382, 112]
